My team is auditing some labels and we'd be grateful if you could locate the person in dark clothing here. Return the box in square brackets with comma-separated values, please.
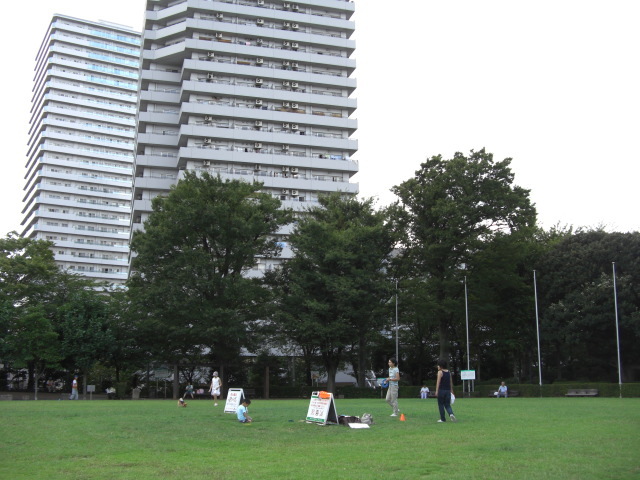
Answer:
[435, 359, 457, 423]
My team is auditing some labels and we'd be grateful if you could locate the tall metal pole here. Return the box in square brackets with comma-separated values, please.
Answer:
[464, 276, 470, 394]
[612, 263, 623, 398]
[533, 270, 542, 391]
[395, 279, 399, 362]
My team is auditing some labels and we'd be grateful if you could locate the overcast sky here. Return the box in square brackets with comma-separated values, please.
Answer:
[1, 0, 638, 237]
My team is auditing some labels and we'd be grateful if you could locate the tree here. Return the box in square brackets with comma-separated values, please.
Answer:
[0, 234, 64, 395]
[127, 172, 292, 395]
[391, 149, 536, 360]
[58, 289, 116, 394]
[266, 194, 396, 392]
[535, 230, 640, 381]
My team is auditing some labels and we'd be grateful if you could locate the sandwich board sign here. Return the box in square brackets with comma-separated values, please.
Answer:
[224, 388, 245, 414]
[305, 391, 339, 425]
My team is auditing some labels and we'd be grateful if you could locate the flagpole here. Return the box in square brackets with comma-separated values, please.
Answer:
[464, 276, 470, 395]
[533, 270, 542, 394]
[612, 263, 623, 398]
[395, 279, 399, 362]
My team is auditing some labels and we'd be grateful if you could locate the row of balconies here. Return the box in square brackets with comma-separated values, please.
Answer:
[196, 13, 346, 40]
[22, 222, 128, 241]
[41, 115, 135, 139]
[196, 54, 348, 79]
[149, 0, 354, 31]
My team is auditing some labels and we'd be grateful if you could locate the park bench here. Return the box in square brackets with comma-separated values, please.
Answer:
[565, 388, 599, 397]
[489, 390, 519, 397]
[0, 394, 12, 401]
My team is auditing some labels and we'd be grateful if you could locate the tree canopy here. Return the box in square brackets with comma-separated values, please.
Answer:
[392, 149, 537, 360]
[265, 194, 397, 392]
[127, 172, 293, 375]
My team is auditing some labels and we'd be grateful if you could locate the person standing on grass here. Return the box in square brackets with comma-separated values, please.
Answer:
[237, 398, 252, 423]
[435, 359, 457, 423]
[386, 357, 400, 417]
[209, 371, 222, 406]
[69, 375, 79, 400]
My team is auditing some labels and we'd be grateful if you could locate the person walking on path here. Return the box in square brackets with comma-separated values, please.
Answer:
[435, 360, 457, 423]
[386, 358, 400, 416]
[69, 375, 79, 400]
[209, 371, 222, 406]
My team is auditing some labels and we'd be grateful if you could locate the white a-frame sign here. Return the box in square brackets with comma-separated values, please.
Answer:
[306, 391, 339, 425]
[224, 388, 245, 414]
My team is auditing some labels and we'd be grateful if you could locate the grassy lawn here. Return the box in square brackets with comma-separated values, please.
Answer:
[1, 397, 638, 479]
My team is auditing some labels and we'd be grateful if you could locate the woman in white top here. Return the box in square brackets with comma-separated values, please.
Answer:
[209, 371, 222, 406]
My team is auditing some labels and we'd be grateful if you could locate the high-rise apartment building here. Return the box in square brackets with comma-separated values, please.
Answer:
[133, 0, 358, 273]
[21, 15, 141, 285]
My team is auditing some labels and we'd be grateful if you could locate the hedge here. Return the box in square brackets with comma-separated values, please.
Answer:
[244, 383, 640, 399]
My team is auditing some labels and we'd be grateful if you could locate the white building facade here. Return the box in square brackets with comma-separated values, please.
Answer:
[133, 0, 358, 272]
[21, 15, 141, 285]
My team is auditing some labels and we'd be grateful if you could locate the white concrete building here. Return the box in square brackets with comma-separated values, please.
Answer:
[21, 15, 141, 285]
[133, 0, 358, 272]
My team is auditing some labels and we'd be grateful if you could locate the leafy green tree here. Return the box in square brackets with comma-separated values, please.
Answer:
[391, 149, 536, 360]
[127, 172, 292, 394]
[0, 234, 64, 395]
[58, 289, 116, 393]
[536, 230, 640, 381]
[0, 233, 60, 307]
[266, 194, 396, 392]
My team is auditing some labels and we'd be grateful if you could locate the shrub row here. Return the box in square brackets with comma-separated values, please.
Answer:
[249, 383, 640, 399]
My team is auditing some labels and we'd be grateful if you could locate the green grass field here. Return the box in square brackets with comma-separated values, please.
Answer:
[1, 397, 638, 479]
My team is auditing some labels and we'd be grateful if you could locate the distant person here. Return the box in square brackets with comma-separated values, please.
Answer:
[105, 387, 116, 400]
[497, 381, 508, 398]
[69, 375, 79, 400]
[237, 398, 252, 423]
[435, 359, 457, 423]
[178, 397, 188, 407]
[209, 371, 222, 406]
[420, 385, 430, 399]
[385, 357, 400, 417]
[184, 383, 194, 399]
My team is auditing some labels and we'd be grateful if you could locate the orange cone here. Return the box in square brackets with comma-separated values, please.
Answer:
[400, 413, 406, 421]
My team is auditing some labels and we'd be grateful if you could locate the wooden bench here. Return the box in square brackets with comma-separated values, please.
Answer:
[565, 388, 599, 397]
[489, 390, 519, 397]
[0, 394, 13, 401]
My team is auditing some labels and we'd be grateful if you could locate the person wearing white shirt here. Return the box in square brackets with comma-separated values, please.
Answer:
[497, 382, 508, 398]
[386, 358, 400, 416]
[420, 385, 430, 399]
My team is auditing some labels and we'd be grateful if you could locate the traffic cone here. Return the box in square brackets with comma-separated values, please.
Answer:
[400, 413, 406, 421]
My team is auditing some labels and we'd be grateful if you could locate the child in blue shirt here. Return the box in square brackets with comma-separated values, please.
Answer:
[237, 398, 252, 423]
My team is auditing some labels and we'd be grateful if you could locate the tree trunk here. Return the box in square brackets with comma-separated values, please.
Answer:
[357, 336, 367, 388]
[34, 368, 40, 401]
[173, 364, 179, 400]
[439, 319, 449, 360]
[325, 362, 338, 394]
